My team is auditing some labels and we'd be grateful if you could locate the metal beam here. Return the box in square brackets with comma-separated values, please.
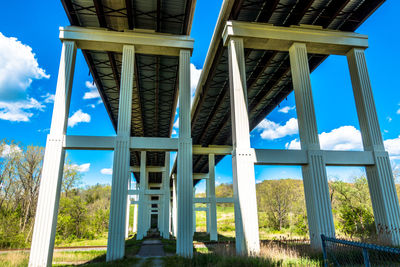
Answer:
[130, 166, 166, 172]
[60, 26, 194, 56]
[130, 137, 178, 151]
[222, 21, 368, 55]
[253, 149, 375, 166]
[193, 173, 209, 180]
[193, 145, 232, 155]
[64, 135, 115, 150]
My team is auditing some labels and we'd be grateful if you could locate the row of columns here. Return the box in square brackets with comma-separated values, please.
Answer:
[226, 36, 400, 252]
[29, 40, 194, 266]
[29, 25, 400, 267]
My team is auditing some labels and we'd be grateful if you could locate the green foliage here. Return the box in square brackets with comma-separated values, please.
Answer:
[330, 176, 375, 239]
[256, 179, 304, 231]
[0, 140, 112, 248]
[55, 184, 111, 245]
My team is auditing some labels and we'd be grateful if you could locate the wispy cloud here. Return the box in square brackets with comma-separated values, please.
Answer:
[100, 168, 112, 175]
[278, 106, 295, 114]
[68, 109, 91, 127]
[255, 118, 298, 140]
[83, 81, 100, 100]
[286, 125, 362, 150]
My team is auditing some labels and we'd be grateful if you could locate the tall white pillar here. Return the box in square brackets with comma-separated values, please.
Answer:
[137, 151, 147, 240]
[208, 154, 218, 241]
[106, 45, 135, 262]
[206, 178, 210, 234]
[289, 42, 335, 249]
[176, 49, 193, 257]
[347, 48, 400, 245]
[29, 41, 76, 267]
[172, 175, 177, 237]
[132, 183, 138, 233]
[227, 37, 260, 255]
[162, 152, 171, 238]
[193, 188, 196, 234]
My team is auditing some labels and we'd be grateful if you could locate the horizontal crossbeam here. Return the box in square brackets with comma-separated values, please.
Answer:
[193, 173, 209, 180]
[64, 135, 115, 150]
[192, 145, 232, 155]
[60, 26, 194, 56]
[130, 166, 166, 172]
[222, 21, 368, 55]
[254, 149, 375, 166]
[130, 137, 178, 151]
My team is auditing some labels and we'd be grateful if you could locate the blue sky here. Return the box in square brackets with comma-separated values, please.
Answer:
[0, 1, 399, 192]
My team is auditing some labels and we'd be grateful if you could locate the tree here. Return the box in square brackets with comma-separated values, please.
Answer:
[330, 176, 375, 239]
[257, 179, 299, 230]
[16, 146, 43, 242]
[62, 160, 82, 197]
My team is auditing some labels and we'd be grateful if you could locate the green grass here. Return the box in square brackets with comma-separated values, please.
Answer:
[57, 237, 108, 247]
[163, 253, 280, 267]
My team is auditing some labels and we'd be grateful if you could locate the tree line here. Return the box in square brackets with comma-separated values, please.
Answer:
[0, 140, 110, 248]
[1, 139, 399, 247]
[214, 173, 400, 240]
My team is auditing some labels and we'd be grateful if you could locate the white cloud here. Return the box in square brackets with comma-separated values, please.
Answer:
[37, 128, 49, 133]
[256, 118, 298, 140]
[0, 98, 44, 122]
[397, 108, 400, 115]
[384, 135, 400, 159]
[173, 118, 179, 129]
[41, 93, 55, 103]
[83, 81, 100, 100]
[387, 116, 392, 122]
[0, 144, 22, 157]
[278, 106, 295, 114]
[0, 32, 49, 101]
[68, 109, 91, 127]
[0, 33, 49, 122]
[100, 168, 113, 175]
[71, 163, 90, 173]
[286, 125, 363, 150]
[190, 64, 202, 99]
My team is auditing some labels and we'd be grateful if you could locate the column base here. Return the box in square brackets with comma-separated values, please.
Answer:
[367, 151, 400, 246]
[302, 150, 335, 250]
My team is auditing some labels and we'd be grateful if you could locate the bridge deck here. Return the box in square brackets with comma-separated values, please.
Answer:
[61, 0, 385, 182]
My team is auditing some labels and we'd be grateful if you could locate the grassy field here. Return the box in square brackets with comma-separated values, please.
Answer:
[0, 205, 315, 266]
[195, 205, 307, 241]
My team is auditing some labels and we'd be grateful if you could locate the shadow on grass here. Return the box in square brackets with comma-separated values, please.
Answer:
[55, 234, 142, 266]
[193, 232, 235, 243]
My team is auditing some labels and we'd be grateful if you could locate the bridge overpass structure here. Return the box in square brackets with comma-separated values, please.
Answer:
[28, 0, 400, 266]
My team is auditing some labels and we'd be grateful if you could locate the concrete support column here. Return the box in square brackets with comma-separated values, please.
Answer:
[172, 174, 177, 237]
[289, 42, 335, 249]
[227, 37, 260, 255]
[205, 178, 210, 234]
[193, 188, 196, 234]
[106, 45, 135, 261]
[176, 49, 193, 257]
[208, 154, 218, 241]
[347, 48, 400, 245]
[137, 151, 147, 240]
[133, 183, 138, 233]
[162, 152, 171, 238]
[29, 41, 77, 267]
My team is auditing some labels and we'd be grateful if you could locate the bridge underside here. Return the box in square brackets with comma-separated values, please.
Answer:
[28, 0, 400, 266]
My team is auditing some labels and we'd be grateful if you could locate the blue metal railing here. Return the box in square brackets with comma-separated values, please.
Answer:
[321, 234, 400, 267]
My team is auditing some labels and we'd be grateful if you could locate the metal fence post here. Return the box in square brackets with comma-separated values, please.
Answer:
[362, 248, 370, 267]
[321, 234, 328, 267]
